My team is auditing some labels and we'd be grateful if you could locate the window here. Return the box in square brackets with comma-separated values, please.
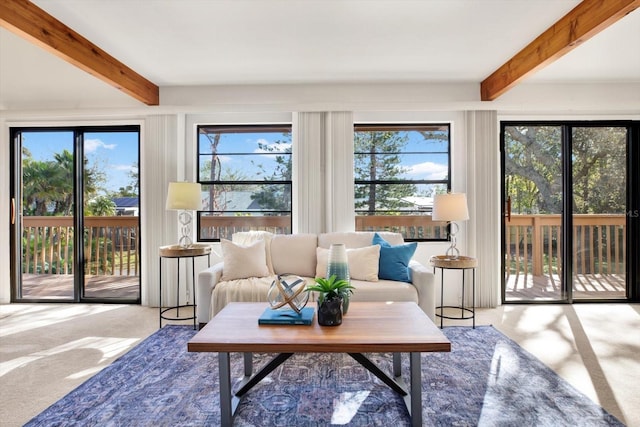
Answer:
[196, 124, 292, 241]
[354, 124, 450, 241]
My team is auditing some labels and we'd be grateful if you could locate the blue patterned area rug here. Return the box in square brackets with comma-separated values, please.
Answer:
[26, 325, 622, 427]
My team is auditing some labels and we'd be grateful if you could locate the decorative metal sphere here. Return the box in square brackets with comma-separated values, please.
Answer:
[267, 274, 309, 313]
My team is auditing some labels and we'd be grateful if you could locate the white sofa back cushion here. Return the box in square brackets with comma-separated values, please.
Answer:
[316, 245, 381, 281]
[220, 239, 270, 281]
[270, 233, 318, 277]
[232, 230, 274, 274]
[318, 231, 404, 248]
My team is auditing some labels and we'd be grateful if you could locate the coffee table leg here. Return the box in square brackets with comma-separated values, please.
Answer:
[243, 352, 253, 376]
[218, 352, 233, 426]
[410, 352, 422, 427]
[393, 352, 401, 377]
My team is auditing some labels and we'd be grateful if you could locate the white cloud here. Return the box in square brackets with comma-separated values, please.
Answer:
[112, 164, 136, 172]
[407, 162, 448, 180]
[254, 138, 291, 153]
[85, 138, 116, 153]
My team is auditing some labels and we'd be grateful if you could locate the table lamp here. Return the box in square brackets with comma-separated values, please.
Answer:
[432, 192, 469, 259]
[166, 182, 202, 248]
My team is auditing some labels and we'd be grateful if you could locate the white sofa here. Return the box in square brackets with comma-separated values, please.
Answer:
[196, 231, 435, 325]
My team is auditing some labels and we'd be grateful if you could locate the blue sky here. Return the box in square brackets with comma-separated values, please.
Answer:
[21, 130, 138, 195]
[22, 128, 448, 195]
[197, 129, 449, 181]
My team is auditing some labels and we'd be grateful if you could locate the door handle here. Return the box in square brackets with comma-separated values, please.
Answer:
[505, 196, 511, 222]
[11, 198, 15, 225]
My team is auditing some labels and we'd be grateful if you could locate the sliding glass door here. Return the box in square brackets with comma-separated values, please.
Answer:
[502, 121, 633, 303]
[571, 126, 627, 300]
[10, 126, 141, 303]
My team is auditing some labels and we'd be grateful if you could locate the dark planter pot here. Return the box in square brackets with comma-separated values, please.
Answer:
[317, 298, 343, 326]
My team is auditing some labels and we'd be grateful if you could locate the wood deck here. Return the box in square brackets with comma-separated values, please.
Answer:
[505, 273, 626, 301]
[21, 274, 140, 300]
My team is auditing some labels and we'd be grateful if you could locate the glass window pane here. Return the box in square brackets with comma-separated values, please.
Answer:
[197, 124, 293, 241]
[355, 153, 449, 181]
[202, 183, 291, 212]
[355, 183, 447, 211]
[199, 130, 291, 154]
[354, 124, 450, 240]
[199, 153, 291, 182]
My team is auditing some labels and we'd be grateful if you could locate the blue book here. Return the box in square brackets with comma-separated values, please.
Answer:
[258, 307, 315, 325]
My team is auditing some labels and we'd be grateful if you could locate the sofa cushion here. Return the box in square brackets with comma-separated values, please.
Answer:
[348, 279, 418, 304]
[220, 239, 270, 281]
[372, 233, 417, 283]
[318, 231, 404, 249]
[270, 233, 318, 277]
[316, 245, 381, 282]
[232, 230, 274, 274]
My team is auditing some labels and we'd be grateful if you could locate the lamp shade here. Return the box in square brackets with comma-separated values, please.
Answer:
[165, 182, 202, 210]
[432, 193, 469, 222]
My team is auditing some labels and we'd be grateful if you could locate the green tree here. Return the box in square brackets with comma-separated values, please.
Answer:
[504, 126, 563, 214]
[200, 132, 254, 211]
[250, 136, 292, 211]
[22, 149, 105, 216]
[572, 127, 626, 214]
[86, 196, 116, 216]
[113, 161, 139, 197]
[354, 131, 416, 212]
[505, 126, 626, 215]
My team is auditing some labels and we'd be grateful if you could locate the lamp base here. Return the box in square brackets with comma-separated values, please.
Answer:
[177, 210, 193, 248]
[444, 245, 460, 259]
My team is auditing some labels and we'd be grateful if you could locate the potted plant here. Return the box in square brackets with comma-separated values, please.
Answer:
[307, 275, 354, 326]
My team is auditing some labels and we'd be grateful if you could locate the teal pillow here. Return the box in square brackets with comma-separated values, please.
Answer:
[372, 233, 417, 283]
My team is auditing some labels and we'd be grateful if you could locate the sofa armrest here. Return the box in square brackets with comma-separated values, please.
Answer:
[197, 262, 224, 325]
[409, 260, 436, 322]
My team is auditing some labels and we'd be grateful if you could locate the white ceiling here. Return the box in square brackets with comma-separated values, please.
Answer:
[1, 0, 639, 110]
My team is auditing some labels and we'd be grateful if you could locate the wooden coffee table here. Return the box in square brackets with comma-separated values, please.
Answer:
[188, 301, 450, 427]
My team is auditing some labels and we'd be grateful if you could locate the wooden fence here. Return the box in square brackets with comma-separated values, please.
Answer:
[22, 216, 139, 276]
[199, 214, 448, 241]
[506, 214, 626, 278]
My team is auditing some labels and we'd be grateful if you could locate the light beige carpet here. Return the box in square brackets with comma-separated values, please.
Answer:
[1, 303, 638, 426]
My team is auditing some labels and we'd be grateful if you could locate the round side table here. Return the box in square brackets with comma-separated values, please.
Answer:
[159, 244, 211, 329]
[430, 255, 478, 329]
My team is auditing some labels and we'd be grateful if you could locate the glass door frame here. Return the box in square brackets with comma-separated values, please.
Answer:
[9, 125, 141, 304]
[501, 120, 640, 305]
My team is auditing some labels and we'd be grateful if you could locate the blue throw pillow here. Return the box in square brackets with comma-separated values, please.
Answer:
[372, 233, 417, 283]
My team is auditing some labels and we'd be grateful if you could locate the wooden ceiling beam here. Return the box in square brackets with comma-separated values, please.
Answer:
[481, 0, 640, 101]
[0, 0, 159, 105]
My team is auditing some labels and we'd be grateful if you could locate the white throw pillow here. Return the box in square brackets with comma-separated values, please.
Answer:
[232, 231, 274, 274]
[221, 239, 270, 281]
[316, 245, 380, 282]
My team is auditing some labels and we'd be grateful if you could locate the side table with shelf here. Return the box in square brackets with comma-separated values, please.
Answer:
[159, 244, 211, 329]
[430, 255, 477, 329]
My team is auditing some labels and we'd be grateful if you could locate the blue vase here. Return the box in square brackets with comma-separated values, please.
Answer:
[326, 243, 350, 315]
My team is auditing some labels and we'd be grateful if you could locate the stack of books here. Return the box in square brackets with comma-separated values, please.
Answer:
[258, 307, 315, 325]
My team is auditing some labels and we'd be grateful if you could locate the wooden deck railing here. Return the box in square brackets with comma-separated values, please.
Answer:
[199, 214, 448, 241]
[506, 214, 626, 278]
[22, 216, 139, 276]
[23, 213, 624, 282]
[199, 215, 292, 240]
[355, 215, 448, 240]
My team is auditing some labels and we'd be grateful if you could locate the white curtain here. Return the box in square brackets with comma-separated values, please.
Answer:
[141, 114, 179, 307]
[465, 110, 501, 307]
[293, 111, 354, 234]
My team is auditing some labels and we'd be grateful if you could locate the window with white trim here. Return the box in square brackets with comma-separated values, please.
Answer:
[196, 124, 292, 241]
[354, 123, 450, 241]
